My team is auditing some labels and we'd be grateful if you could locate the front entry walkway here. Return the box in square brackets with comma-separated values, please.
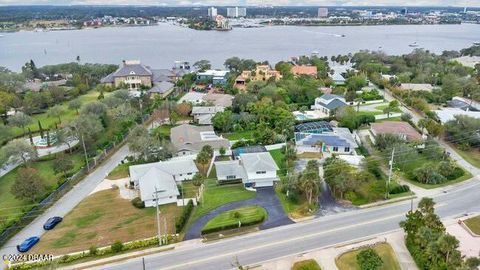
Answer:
[184, 187, 293, 240]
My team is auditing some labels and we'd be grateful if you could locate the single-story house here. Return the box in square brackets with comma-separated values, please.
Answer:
[311, 94, 348, 115]
[178, 92, 206, 105]
[196, 70, 230, 85]
[177, 92, 234, 107]
[370, 121, 423, 141]
[215, 152, 279, 188]
[170, 124, 230, 156]
[129, 156, 199, 207]
[435, 108, 480, 124]
[291, 65, 318, 77]
[399, 83, 434, 92]
[192, 106, 225, 125]
[294, 121, 358, 155]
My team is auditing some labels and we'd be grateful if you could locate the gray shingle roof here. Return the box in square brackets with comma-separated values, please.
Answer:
[320, 99, 347, 110]
[149, 81, 175, 94]
[215, 160, 246, 179]
[113, 63, 152, 77]
[170, 124, 230, 152]
[239, 152, 279, 173]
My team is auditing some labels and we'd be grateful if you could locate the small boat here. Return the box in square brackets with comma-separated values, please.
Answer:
[409, 42, 419, 47]
[341, 34, 346, 37]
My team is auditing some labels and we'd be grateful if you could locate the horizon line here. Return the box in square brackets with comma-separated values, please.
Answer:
[0, 4, 479, 8]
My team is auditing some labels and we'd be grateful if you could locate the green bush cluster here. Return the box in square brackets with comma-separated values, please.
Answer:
[414, 161, 464, 184]
[201, 215, 265, 235]
[175, 199, 194, 233]
[389, 184, 410, 194]
[130, 197, 145, 209]
[356, 248, 383, 270]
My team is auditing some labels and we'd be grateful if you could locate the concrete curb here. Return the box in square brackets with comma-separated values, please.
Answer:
[358, 195, 417, 209]
[458, 214, 480, 238]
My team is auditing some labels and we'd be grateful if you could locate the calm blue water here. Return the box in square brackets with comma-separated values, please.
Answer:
[1, 23, 480, 71]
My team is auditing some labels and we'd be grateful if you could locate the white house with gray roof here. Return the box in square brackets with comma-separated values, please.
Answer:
[311, 94, 348, 116]
[129, 156, 199, 207]
[214, 152, 279, 188]
[192, 106, 225, 125]
[170, 124, 230, 156]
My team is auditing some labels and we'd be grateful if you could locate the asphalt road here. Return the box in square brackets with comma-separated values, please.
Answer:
[185, 187, 293, 240]
[98, 176, 480, 270]
[0, 145, 130, 256]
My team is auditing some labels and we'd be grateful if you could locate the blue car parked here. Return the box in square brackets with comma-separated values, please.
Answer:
[17, 236, 39, 253]
[43, 216, 63, 230]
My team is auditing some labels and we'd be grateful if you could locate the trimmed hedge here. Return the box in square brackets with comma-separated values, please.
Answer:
[175, 199, 194, 233]
[389, 184, 410, 194]
[131, 197, 145, 209]
[201, 215, 265, 235]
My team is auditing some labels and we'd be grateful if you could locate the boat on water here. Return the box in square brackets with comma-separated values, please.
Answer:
[409, 42, 419, 47]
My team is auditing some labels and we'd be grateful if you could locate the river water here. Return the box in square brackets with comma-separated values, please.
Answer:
[1, 23, 480, 71]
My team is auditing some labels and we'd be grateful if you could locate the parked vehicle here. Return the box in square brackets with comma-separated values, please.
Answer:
[17, 237, 40, 253]
[43, 216, 63, 230]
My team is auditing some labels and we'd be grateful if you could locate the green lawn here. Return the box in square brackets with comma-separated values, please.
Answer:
[0, 152, 85, 232]
[269, 149, 285, 175]
[335, 243, 401, 270]
[275, 185, 311, 219]
[222, 130, 255, 141]
[202, 206, 267, 234]
[374, 104, 402, 113]
[292, 259, 322, 270]
[400, 170, 473, 189]
[106, 163, 130, 180]
[151, 125, 174, 139]
[448, 145, 480, 169]
[464, 215, 480, 235]
[189, 178, 256, 222]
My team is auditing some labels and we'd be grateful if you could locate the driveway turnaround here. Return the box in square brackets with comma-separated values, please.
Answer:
[185, 187, 293, 240]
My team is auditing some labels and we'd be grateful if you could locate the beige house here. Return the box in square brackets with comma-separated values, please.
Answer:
[234, 65, 282, 91]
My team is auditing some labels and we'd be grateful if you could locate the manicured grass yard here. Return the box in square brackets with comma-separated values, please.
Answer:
[222, 130, 254, 141]
[106, 163, 130, 180]
[464, 215, 480, 235]
[269, 149, 285, 175]
[8, 91, 102, 138]
[202, 206, 267, 233]
[292, 259, 322, 270]
[335, 243, 401, 270]
[189, 178, 255, 222]
[31, 189, 182, 255]
[0, 153, 84, 232]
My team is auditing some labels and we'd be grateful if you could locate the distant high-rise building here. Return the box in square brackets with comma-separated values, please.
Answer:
[208, 7, 218, 18]
[464, 7, 468, 13]
[318, 7, 328, 18]
[227, 7, 247, 18]
[401, 7, 408, 15]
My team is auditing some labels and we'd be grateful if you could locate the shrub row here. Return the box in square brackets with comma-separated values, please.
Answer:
[201, 215, 266, 235]
[131, 197, 145, 209]
[11, 237, 175, 270]
[175, 199, 194, 233]
[389, 184, 410, 194]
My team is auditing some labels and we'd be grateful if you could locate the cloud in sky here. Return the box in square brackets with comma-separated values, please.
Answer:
[0, 0, 479, 6]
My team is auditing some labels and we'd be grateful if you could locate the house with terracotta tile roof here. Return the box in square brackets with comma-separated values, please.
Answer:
[370, 121, 423, 141]
[234, 65, 282, 91]
[291, 65, 318, 77]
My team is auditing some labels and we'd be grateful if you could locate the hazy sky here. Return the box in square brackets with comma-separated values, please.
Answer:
[0, 0, 479, 7]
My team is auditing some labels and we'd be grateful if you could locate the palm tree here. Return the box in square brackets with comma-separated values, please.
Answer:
[300, 170, 320, 205]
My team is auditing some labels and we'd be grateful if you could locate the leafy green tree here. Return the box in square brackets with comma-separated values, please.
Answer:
[0, 139, 38, 167]
[8, 112, 33, 136]
[68, 99, 82, 114]
[53, 153, 74, 178]
[193, 60, 211, 71]
[356, 248, 383, 270]
[128, 125, 157, 161]
[212, 111, 234, 133]
[80, 101, 107, 118]
[11, 167, 46, 202]
[47, 105, 65, 123]
[192, 173, 204, 187]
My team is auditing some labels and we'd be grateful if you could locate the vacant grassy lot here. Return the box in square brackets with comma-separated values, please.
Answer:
[202, 206, 267, 233]
[189, 178, 255, 222]
[464, 215, 480, 235]
[292, 259, 322, 270]
[275, 185, 311, 219]
[31, 189, 182, 255]
[335, 243, 401, 270]
[0, 153, 84, 232]
[449, 145, 480, 169]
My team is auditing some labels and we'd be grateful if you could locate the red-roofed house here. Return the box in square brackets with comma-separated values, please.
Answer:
[370, 121, 423, 141]
[291, 65, 318, 77]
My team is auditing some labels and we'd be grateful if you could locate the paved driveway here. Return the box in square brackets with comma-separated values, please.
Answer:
[184, 187, 293, 240]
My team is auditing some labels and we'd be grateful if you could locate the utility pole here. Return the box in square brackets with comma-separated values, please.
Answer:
[81, 134, 90, 171]
[142, 258, 146, 270]
[154, 187, 162, 246]
[386, 148, 395, 199]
